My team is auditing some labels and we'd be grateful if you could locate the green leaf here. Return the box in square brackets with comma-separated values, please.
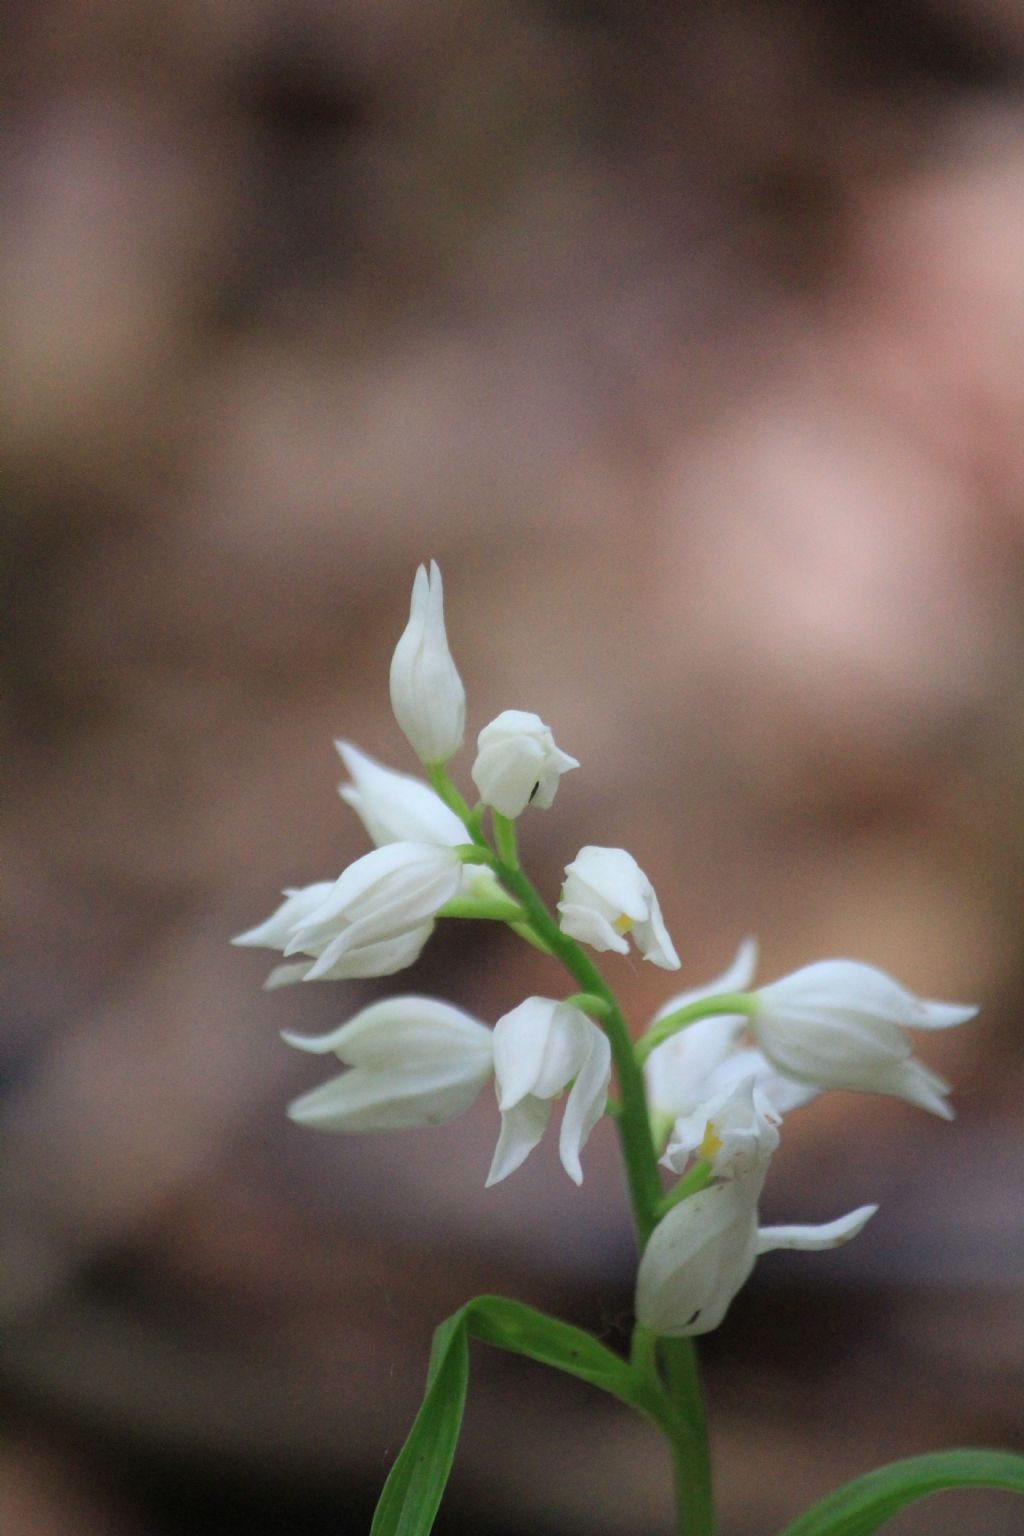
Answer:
[777, 1448, 1024, 1536]
[370, 1314, 469, 1536]
[371, 1293, 645, 1536]
[463, 1294, 637, 1410]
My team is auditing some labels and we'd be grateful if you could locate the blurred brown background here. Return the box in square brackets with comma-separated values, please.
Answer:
[3, 2, 1024, 1533]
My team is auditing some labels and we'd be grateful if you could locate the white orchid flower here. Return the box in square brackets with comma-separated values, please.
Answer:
[471, 710, 579, 819]
[486, 998, 611, 1187]
[751, 960, 977, 1118]
[232, 880, 412, 989]
[285, 997, 494, 1133]
[389, 561, 466, 765]
[235, 842, 462, 985]
[644, 940, 816, 1129]
[662, 1076, 781, 1181]
[558, 846, 680, 970]
[636, 1168, 877, 1337]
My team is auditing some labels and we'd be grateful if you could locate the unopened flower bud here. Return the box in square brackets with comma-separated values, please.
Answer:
[389, 562, 466, 765]
[471, 710, 578, 819]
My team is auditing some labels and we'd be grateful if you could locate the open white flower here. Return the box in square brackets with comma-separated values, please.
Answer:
[644, 941, 816, 1129]
[389, 561, 466, 765]
[752, 960, 977, 1118]
[636, 1169, 876, 1337]
[486, 998, 611, 1187]
[471, 710, 578, 819]
[558, 846, 680, 970]
[285, 997, 494, 1132]
[662, 1076, 780, 1181]
[232, 881, 404, 989]
[234, 842, 462, 985]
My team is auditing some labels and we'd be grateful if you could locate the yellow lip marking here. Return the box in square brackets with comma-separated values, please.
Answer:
[699, 1120, 723, 1161]
[612, 912, 634, 935]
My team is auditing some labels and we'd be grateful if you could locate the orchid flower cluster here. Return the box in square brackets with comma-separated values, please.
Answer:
[237, 563, 1023, 1536]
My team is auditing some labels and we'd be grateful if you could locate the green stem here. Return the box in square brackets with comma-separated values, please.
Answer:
[663, 1339, 714, 1536]
[563, 992, 613, 1019]
[426, 764, 491, 849]
[657, 1159, 713, 1218]
[472, 839, 715, 1532]
[492, 811, 519, 868]
[635, 993, 757, 1065]
[437, 895, 526, 923]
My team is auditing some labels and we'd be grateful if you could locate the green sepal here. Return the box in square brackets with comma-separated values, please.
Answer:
[776, 1448, 1024, 1536]
[370, 1294, 651, 1536]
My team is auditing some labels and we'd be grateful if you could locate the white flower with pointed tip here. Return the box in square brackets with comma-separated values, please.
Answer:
[662, 1076, 780, 1181]
[486, 998, 611, 1187]
[471, 710, 579, 819]
[636, 1169, 876, 1337]
[389, 561, 466, 765]
[558, 846, 680, 970]
[644, 940, 817, 1128]
[285, 997, 494, 1133]
[284, 841, 462, 981]
[232, 881, 411, 989]
[751, 960, 977, 1117]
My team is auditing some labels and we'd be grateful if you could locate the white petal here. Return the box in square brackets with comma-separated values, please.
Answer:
[557, 902, 631, 955]
[756, 1203, 878, 1255]
[283, 995, 493, 1070]
[564, 846, 650, 921]
[634, 890, 681, 970]
[264, 960, 316, 989]
[558, 1025, 611, 1184]
[288, 1061, 490, 1133]
[232, 883, 335, 950]
[492, 999, 588, 1109]
[301, 923, 433, 981]
[336, 741, 467, 847]
[635, 1178, 761, 1337]
[485, 1096, 552, 1186]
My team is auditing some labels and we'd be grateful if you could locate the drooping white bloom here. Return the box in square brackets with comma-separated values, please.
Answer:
[234, 843, 462, 986]
[337, 741, 468, 847]
[283, 842, 463, 981]
[751, 960, 977, 1118]
[644, 940, 816, 1127]
[471, 710, 579, 819]
[232, 880, 403, 989]
[558, 846, 680, 970]
[636, 1169, 877, 1337]
[389, 561, 466, 765]
[486, 998, 611, 1187]
[662, 1076, 781, 1181]
[285, 997, 494, 1133]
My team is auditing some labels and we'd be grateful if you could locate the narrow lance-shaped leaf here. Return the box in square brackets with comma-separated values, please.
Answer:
[370, 1314, 469, 1536]
[371, 1293, 653, 1536]
[776, 1448, 1024, 1536]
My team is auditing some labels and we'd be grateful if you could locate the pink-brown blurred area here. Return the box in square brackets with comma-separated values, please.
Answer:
[3, 2, 1024, 1533]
